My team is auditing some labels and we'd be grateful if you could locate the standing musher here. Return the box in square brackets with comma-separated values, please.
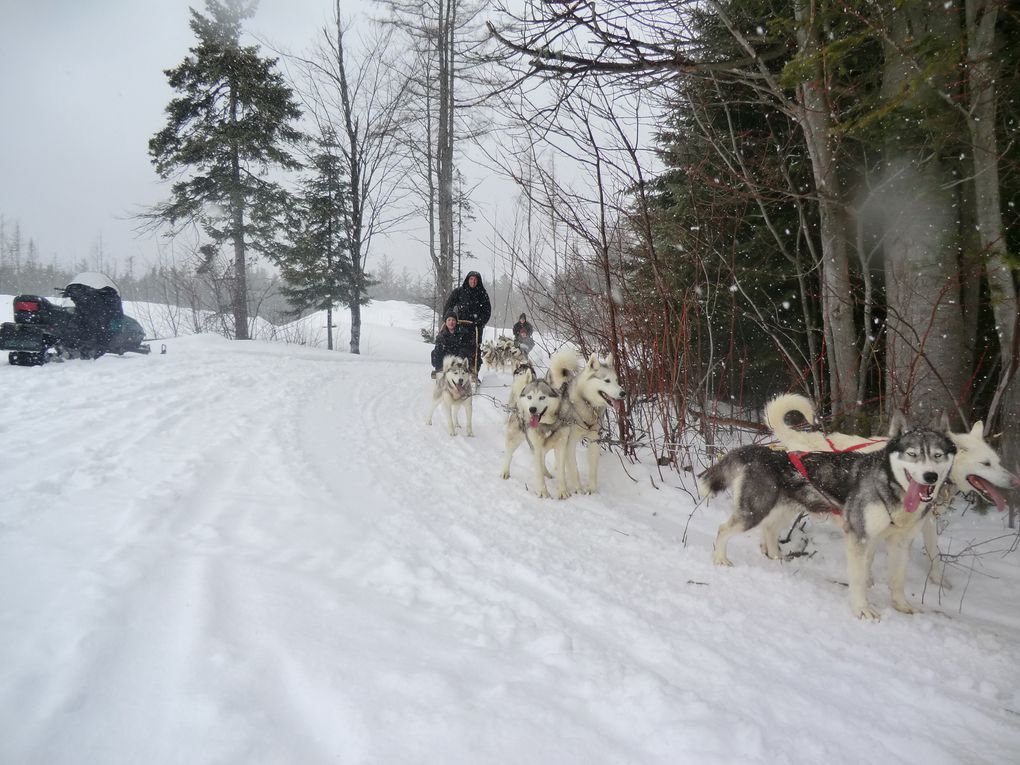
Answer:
[442, 270, 491, 380]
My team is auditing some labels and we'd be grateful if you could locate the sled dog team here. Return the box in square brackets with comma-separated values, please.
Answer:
[428, 346, 626, 498]
[480, 335, 529, 374]
[428, 349, 1018, 619]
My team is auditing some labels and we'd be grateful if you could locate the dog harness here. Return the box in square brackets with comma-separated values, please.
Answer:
[823, 437, 884, 452]
[786, 436, 887, 515]
[786, 451, 843, 515]
[570, 396, 601, 431]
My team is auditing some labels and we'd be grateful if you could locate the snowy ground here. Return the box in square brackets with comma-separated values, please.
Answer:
[1, 298, 1018, 765]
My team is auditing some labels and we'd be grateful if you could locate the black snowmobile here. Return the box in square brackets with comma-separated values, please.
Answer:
[0, 272, 151, 366]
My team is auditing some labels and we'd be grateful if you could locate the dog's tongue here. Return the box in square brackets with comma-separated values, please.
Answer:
[903, 478, 923, 513]
[970, 476, 1008, 512]
[529, 413, 541, 428]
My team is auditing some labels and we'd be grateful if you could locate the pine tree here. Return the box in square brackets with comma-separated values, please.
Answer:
[148, 0, 302, 340]
[277, 130, 364, 351]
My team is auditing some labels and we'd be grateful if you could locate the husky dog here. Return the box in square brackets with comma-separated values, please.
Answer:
[700, 413, 956, 618]
[426, 355, 474, 437]
[507, 360, 537, 410]
[499, 374, 571, 498]
[765, 393, 1020, 585]
[551, 347, 626, 495]
[482, 336, 528, 374]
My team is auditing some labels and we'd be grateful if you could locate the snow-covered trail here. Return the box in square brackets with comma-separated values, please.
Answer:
[1, 328, 1018, 764]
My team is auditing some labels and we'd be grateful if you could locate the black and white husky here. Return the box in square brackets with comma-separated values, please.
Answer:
[699, 413, 956, 619]
[764, 393, 1020, 587]
[426, 355, 474, 437]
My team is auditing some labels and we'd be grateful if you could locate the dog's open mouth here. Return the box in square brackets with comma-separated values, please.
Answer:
[529, 412, 543, 428]
[599, 392, 626, 419]
[966, 475, 1008, 512]
[903, 473, 936, 513]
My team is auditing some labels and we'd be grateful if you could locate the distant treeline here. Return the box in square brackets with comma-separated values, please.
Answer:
[1, 216, 537, 335]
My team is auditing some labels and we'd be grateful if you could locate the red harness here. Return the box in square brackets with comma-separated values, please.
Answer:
[787, 451, 842, 516]
[786, 439, 883, 515]
[823, 437, 884, 453]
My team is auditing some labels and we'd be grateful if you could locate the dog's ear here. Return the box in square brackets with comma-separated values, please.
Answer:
[888, 410, 909, 437]
[971, 420, 984, 438]
[586, 353, 600, 370]
[933, 411, 951, 433]
[605, 353, 615, 368]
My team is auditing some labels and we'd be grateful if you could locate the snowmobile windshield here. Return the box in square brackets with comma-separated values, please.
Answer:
[67, 272, 120, 293]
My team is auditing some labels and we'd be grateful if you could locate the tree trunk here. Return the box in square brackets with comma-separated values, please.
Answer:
[349, 300, 362, 355]
[880, 4, 966, 423]
[436, 0, 456, 304]
[794, 1, 859, 423]
[965, 0, 1019, 474]
[228, 77, 249, 341]
[334, 8, 364, 355]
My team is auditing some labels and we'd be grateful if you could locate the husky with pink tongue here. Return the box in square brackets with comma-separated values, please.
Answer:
[841, 413, 956, 619]
[764, 393, 1020, 589]
[700, 412, 955, 619]
[499, 377, 572, 499]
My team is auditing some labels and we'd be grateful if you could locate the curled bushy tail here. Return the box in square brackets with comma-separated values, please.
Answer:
[764, 393, 829, 452]
[697, 461, 728, 498]
[547, 347, 580, 390]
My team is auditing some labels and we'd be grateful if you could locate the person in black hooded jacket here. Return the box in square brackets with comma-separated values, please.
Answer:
[442, 271, 491, 374]
[431, 311, 472, 376]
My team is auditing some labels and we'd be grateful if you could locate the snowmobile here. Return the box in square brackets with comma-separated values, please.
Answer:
[0, 272, 151, 366]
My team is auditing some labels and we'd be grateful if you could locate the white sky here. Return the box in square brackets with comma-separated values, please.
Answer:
[0, 0, 458, 277]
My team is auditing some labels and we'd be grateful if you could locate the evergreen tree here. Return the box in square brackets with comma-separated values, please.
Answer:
[277, 130, 362, 351]
[148, 0, 302, 340]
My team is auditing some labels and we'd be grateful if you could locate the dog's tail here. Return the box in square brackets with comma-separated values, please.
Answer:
[697, 453, 741, 498]
[547, 347, 580, 389]
[764, 393, 831, 452]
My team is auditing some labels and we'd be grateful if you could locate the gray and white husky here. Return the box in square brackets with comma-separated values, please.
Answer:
[499, 370, 571, 499]
[765, 393, 1020, 586]
[426, 355, 474, 437]
[699, 413, 956, 619]
[549, 347, 626, 495]
[507, 360, 537, 410]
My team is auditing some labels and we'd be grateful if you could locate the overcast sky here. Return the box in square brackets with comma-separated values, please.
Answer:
[0, 0, 441, 276]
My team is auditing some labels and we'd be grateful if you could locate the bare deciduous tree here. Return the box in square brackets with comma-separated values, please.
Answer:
[291, 2, 411, 353]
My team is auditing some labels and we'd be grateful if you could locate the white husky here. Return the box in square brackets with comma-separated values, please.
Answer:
[426, 355, 474, 437]
[549, 347, 626, 495]
[764, 393, 1020, 586]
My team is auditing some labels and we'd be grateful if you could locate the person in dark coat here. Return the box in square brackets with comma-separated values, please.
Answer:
[511, 313, 535, 355]
[442, 271, 491, 374]
[64, 282, 124, 358]
[431, 311, 472, 376]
